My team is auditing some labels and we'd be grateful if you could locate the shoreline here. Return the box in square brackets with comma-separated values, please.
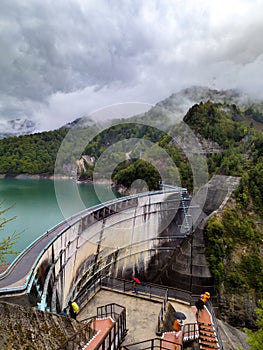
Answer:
[0, 173, 119, 187]
[0, 173, 72, 180]
[0, 173, 84, 181]
[0, 173, 128, 194]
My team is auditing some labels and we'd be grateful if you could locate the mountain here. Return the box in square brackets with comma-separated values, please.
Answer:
[157, 85, 262, 118]
[0, 86, 263, 332]
[1, 87, 262, 140]
[63, 86, 263, 130]
[0, 118, 37, 139]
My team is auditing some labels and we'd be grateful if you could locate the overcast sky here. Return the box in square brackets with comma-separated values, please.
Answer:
[1, 0, 263, 131]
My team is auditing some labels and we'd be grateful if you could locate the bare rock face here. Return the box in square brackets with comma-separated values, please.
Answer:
[0, 301, 82, 349]
[218, 292, 258, 329]
[217, 318, 250, 350]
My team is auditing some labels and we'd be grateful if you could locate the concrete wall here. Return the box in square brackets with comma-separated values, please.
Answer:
[25, 190, 189, 312]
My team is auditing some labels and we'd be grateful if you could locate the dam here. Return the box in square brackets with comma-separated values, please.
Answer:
[0, 175, 242, 349]
[0, 185, 199, 313]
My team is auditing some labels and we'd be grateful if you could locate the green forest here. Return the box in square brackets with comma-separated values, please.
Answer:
[0, 100, 263, 333]
[0, 129, 67, 174]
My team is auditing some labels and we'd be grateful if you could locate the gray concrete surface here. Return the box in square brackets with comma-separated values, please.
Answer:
[77, 288, 193, 346]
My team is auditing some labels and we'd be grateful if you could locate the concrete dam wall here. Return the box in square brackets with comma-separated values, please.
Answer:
[0, 189, 193, 312]
[0, 175, 240, 312]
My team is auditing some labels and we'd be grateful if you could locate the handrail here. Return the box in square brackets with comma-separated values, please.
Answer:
[56, 316, 97, 350]
[122, 337, 182, 350]
[94, 303, 127, 350]
[182, 322, 199, 343]
[75, 275, 193, 311]
[156, 289, 168, 335]
[205, 299, 224, 349]
[57, 303, 127, 350]
[0, 188, 180, 294]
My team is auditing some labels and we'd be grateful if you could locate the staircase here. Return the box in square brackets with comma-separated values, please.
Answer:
[198, 322, 220, 350]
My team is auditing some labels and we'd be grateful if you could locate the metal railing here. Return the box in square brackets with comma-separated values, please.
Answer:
[122, 337, 182, 350]
[182, 322, 199, 343]
[56, 317, 97, 350]
[94, 303, 127, 350]
[205, 299, 223, 349]
[156, 289, 168, 335]
[76, 274, 104, 309]
[74, 274, 193, 316]
[64, 276, 223, 350]
[57, 303, 127, 350]
[100, 276, 192, 303]
[79, 303, 127, 350]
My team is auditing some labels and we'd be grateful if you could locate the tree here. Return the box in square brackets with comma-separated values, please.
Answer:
[246, 300, 263, 349]
[0, 203, 20, 264]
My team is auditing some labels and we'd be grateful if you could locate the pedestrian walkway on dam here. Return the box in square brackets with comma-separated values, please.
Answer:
[78, 289, 161, 344]
[77, 288, 194, 346]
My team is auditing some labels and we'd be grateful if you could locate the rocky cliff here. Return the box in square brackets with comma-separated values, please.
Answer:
[0, 301, 83, 349]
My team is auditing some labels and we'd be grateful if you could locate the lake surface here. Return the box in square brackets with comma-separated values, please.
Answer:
[0, 178, 119, 263]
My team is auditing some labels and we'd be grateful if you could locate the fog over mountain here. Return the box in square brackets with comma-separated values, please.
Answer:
[1, 0, 263, 132]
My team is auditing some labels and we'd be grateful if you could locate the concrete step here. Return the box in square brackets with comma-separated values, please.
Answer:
[199, 334, 218, 343]
[199, 341, 220, 349]
[199, 323, 215, 332]
[200, 329, 216, 337]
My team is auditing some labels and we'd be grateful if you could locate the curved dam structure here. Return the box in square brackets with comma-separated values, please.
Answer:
[0, 187, 196, 312]
[0, 175, 240, 316]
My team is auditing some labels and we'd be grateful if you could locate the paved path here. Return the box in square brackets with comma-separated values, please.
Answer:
[0, 220, 70, 289]
[77, 288, 194, 346]
[78, 289, 162, 344]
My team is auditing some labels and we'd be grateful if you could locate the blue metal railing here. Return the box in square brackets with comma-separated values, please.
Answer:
[0, 187, 193, 300]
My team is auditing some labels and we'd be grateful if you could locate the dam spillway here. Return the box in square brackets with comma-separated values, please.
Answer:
[0, 187, 195, 312]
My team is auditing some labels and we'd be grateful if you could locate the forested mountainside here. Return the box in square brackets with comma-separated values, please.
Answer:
[184, 102, 263, 329]
[0, 88, 263, 330]
[0, 129, 67, 174]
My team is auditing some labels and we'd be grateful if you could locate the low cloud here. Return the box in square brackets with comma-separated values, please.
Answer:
[0, 0, 263, 130]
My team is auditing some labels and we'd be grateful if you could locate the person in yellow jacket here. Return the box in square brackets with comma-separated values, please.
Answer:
[69, 300, 79, 320]
[195, 291, 210, 319]
[201, 291, 210, 303]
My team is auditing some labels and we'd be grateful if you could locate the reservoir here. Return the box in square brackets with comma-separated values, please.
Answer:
[0, 178, 118, 263]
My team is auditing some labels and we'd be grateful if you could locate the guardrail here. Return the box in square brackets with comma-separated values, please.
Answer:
[121, 337, 182, 350]
[182, 322, 199, 343]
[74, 275, 193, 312]
[205, 299, 224, 349]
[61, 276, 223, 350]
[0, 188, 182, 295]
[95, 303, 127, 350]
[58, 303, 127, 350]
[56, 316, 97, 350]
[156, 289, 168, 335]
[102, 277, 192, 303]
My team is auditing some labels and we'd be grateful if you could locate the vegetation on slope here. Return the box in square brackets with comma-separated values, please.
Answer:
[0, 129, 68, 175]
[0, 96, 263, 330]
[184, 101, 263, 329]
[80, 122, 193, 191]
[246, 300, 263, 349]
[0, 203, 20, 263]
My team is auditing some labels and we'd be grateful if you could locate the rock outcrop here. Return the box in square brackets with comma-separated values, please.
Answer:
[0, 301, 83, 349]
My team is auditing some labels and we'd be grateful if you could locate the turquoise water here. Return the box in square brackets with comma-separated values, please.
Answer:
[0, 178, 118, 263]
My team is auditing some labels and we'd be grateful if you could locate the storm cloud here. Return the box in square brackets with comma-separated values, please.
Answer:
[1, 0, 263, 130]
